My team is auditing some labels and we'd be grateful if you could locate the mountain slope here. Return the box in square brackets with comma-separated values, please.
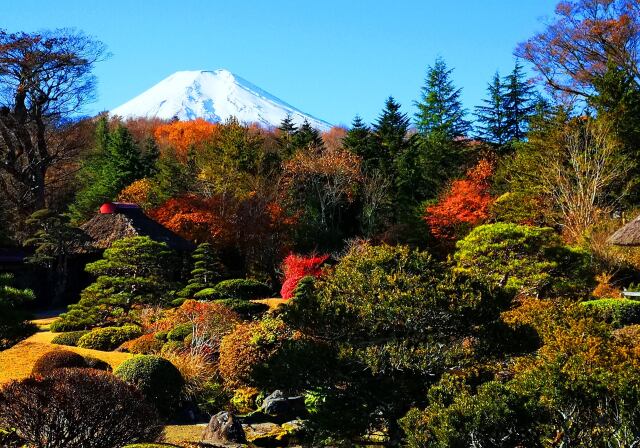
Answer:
[111, 69, 332, 131]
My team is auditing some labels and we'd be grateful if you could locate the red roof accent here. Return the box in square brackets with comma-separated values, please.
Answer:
[100, 202, 141, 214]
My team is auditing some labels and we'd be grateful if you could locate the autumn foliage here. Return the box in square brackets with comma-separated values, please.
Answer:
[280, 253, 329, 300]
[154, 118, 219, 157]
[425, 159, 494, 240]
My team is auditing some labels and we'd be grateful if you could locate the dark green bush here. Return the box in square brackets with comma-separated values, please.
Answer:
[51, 330, 89, 347]
[83, 355, 112, 372]
[194, 279, 272, 300]
[77, 326, 142, 351]
[166, 323, 192, 342]
[219, 298, 269, 318]
[581, 299, 640, 328]
[115, 355, 184, 418]
[31, 350, 88, 377]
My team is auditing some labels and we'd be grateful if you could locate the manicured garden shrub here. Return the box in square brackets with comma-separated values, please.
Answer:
[115, 355, 184, 418]
[49, 310, 98, 332]
[31, 350, 88, 377]
[167, 323, 192, 342]
[194, 279, 272, 300]
[0, 368, 163, 448]
[77, 325, 142, 351]
[120, 334, 165, 354]
[51, 330, 89, 347]
[454, 223, 593, 298]
[581, 299, 640, 328]
[219, 298, 269, 318]
[0, 273, 36, 349]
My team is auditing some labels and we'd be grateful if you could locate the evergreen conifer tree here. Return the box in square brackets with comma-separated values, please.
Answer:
[55, 236, 173, 330]
[293, 119, 324, 150]
[277, 114, 298, 158]
[372, 97, 411, 177]
[475, 72, 509, 147]
[415, 57, 470, 139]
[343, 115, 374, 171]
[70, 120, 146, 222]
[503, 61, 536, 143]
[179, 242, 227, 297]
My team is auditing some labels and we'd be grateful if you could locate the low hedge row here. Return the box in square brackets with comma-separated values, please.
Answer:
[193, 279, 271, 301]
[581, 298, 640, 328]
[77, 325, 142, 351]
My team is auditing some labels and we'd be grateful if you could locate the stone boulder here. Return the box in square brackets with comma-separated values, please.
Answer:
[260, 390, 306, 420]
[201, 411, 246, 445]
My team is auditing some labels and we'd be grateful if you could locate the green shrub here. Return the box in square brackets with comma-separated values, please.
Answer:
[77, 325, 142, 351]
[219, 298, 269, 318]
[31, 350, 88, 376]
[154, 331, 168, 342]
[194, 279, 272, 300]
[115, 355, 184, 418]
[167, 323, 192, 342]
[581, 299, 640, 328]
[454, 223, 593, 298]
[196, 381, 233, 415]
[51, 330, 89, 347]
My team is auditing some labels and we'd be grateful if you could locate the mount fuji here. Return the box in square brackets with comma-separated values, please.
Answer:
[110, 69, 332, 131]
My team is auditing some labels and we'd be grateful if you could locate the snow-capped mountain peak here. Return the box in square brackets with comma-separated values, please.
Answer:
[110, 69, 332, 131]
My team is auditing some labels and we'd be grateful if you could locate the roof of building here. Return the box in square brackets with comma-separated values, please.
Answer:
[80, 202, 193, 251]
[608, 214, 640, 247]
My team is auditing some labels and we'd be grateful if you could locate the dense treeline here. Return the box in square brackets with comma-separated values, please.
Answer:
[3, 1, 640, 446]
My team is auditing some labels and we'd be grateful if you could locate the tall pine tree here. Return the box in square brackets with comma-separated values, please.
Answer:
[475, 71, 510, 147]
[503, 61, 536, 143]
[179, 242, 227, 297]
[69, 118, 146, 222]
[293, 119, 324, 150]
[276, 114, 298, 159]
[415, 57, 471, 139]
[372, 97, 411, 177]
[343, 115, 374, 171]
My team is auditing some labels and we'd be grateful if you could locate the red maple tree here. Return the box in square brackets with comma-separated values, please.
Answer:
[424, 159, 494, 240]
[280, 253, 329, 300]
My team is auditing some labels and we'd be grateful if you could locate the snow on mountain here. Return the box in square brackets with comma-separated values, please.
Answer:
[111, 69, 332, 131]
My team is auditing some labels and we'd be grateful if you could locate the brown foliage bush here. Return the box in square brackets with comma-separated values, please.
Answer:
[0, 368, 164, 448]
[31, 350, 88, 377]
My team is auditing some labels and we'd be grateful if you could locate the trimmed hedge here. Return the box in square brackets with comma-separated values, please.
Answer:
[77, 326, 142, 351]
[115, 355, 184, 418]
[31, 350, 88, 376]
[219, 298, 269, 318]
[581, 298, 640, 328]
[51, 330, 90, 347]
[194, 279, 272, 301]
[166, 323, 192, 342]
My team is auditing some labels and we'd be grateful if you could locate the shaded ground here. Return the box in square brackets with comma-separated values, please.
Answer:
[0, 314, 131, 383]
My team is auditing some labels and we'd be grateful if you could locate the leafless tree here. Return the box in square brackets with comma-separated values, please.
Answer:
[540, 120, 630, 241]
[0, 28, 107, 213]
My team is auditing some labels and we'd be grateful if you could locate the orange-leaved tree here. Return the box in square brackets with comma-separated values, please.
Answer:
[424, 159, 494, 240]
[154, 118, 219, 159]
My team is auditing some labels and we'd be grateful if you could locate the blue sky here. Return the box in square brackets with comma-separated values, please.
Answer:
[2, 0, 559, 127]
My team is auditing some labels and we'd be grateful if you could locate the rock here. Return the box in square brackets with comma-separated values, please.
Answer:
[243, 422, 289, 447]
[201, 411, 246, 445]
[261, 390, 306, 419]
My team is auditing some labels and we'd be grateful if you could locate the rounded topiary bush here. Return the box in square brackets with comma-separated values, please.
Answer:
[31, 350, 88, 377]
[194, 279, 272, 301]
[50, 330, 89, 347]
[166, 323, 192, 342]
[115, 355, 184, 418]
[83, 355, 112, 372]
[77, 325, 142, 351]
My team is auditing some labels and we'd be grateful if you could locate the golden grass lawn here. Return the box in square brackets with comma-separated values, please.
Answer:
[0, 317, 132, 384]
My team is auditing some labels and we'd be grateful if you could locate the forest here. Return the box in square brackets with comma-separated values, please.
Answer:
[2, 0, 640, 447]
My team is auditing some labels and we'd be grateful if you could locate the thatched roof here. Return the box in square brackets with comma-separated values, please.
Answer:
[608, 215, 640, 246]
[80, 203, 193, 252]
